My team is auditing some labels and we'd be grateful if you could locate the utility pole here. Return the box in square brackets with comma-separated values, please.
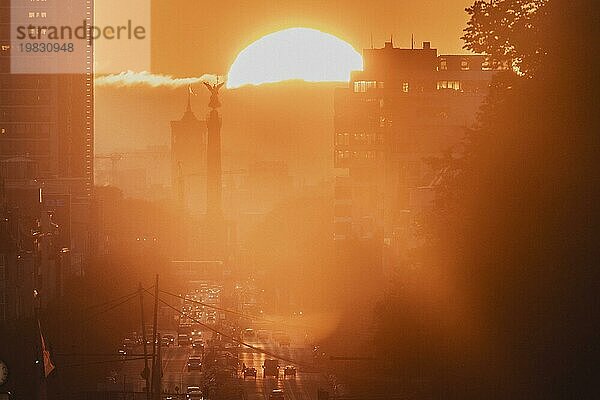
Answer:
[139, 283, 150, 400]
[150, 275, 161, 400]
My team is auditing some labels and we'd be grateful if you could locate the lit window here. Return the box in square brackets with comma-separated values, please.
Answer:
[353, 81, 377, 93]
[437, 81, 460, 90]
[461, 59, 469, 70]
[402, 82, 409, 93]
[440, 59, 447, 71]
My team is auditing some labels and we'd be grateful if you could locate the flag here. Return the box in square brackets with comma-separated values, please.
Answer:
[38, 321, 55, 377]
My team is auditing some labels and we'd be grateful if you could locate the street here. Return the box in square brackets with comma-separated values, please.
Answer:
[116, 281, 328, 400]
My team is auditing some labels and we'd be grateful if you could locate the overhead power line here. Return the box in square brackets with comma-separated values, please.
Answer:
[144, 288, 314, 370]
[160, 289, 315, 330]
[160, 289, 274, 323]
[83, 288, 141, 312]
[80, 291, 139, 324]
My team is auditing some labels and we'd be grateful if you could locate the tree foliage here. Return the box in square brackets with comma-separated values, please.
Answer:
[462, 0, 549, 76]
[374, 1, 599, 398]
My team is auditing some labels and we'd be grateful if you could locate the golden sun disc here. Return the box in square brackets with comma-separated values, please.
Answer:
[227, 27, 363, 88]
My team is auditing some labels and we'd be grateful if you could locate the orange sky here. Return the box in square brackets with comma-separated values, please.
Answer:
[97, 0, 478, 185]
[151, 0, 474, 76]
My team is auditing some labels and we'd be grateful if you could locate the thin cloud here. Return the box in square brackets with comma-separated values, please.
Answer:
[94, 71, 224, 88]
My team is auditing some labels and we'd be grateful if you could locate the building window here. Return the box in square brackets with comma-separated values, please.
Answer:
[437, 80, 461, 90]
[439, 59, 447, 71]
[336, 132, 350, 146]
[353, 81, 377, 93]
[461, 59, 469, 70]
[402, 82, 409, 93]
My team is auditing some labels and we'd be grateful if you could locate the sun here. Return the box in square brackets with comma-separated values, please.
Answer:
[227, 28, 363, 88]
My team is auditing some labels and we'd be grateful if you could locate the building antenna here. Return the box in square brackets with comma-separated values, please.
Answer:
[390, 34, 393, 46]
[411, 34, 414, 49]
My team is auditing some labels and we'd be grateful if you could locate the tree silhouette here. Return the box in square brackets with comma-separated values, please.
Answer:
[462, 0, 549, 76]
[373, 1, 599, 398]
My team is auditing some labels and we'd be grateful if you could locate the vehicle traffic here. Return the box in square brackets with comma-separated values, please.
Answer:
[243, 366, 257, 379]
[263, 359, 279, 378]
[284, 365, 296, 378]
[187, 355, 202, 372]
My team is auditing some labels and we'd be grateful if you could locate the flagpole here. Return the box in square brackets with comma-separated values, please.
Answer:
[34, 301, 42, 400]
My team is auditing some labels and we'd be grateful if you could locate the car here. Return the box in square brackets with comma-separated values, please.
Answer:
[243, 328, 255, 338]
[178, 323, 192, 335]
[243, 367, 257, 379]
[186, 386, 203, 399]
[187, 356, 202, 372]
[191, 325, 202, 337]
[192, 339, 204, 350]
[269, 389, 285, 400]
[178, 333, 191, 346]
[283, 366, 296, 378]
[163, 334, 175, 344]
[263, 359, 279, 378]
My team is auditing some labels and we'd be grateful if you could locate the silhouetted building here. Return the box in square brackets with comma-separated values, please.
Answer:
[171, 91, 207, 214]
[0, 0, 94, 284]
[334, 40, 495, 277]
[0, 158, 71, 323]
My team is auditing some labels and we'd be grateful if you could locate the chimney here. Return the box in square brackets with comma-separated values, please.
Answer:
[423, 41, 431, 50]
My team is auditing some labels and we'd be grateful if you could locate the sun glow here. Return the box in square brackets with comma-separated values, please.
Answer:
[227, 28, 363, 88]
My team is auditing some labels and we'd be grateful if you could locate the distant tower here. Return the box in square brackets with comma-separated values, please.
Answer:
[202, 81, 227, 259]
[170, 86, 207, 213]
[203, 81, 225, 218]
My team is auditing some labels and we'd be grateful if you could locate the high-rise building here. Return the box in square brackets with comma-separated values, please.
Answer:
[0, 0, 94, 322]
[0, 0, 94, 191]
[334, 40, 495, 276]
[171, 91, 207, 214]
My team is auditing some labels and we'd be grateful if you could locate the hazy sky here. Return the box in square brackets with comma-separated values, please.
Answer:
[151, 0, 474, 76]
[97, 0, 478, 185]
